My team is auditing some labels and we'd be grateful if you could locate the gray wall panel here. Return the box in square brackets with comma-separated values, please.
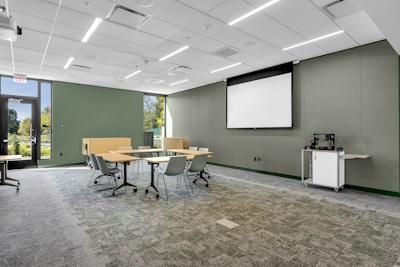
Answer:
[167, 41, 399, 192]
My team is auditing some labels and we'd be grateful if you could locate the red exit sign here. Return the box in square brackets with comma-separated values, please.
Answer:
[13, 74, 27, 84]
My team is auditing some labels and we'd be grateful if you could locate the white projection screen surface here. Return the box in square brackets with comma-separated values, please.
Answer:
[227, 72, 292, 128]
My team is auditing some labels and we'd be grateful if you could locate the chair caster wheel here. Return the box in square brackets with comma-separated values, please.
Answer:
[205, 184, 209, 187]
[133, 188, 137, 193]
[94, 180, 98, 184]
[112, 192, 115, 196]
[145, 189, 149, 194]
[16, 187, 19, 192]
[17, 182, 20, 185]
[156, 194, 160, 199]
[193, 180, 196, 184]
[118, 176, 121, 180]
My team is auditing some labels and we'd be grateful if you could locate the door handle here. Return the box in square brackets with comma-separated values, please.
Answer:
[31, 136, 37, 144]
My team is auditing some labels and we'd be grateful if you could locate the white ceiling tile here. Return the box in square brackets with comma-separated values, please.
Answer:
[108, 50, 138, 62]
[96, 21, 135, 41]
[153, 40, 183, 53]
[139, 18, 181, 39]
[53, 23, 87, 41]
[335, 10, 374, 32]
[126, 30, 164, 48]
[178, 0, 226, 13]
[209, 0, 253, 24]
[286, 44, 326, 59]
[315, 33, 358, 53]
[9, 0, 58, 21]
[345, 23, 385, 45]
[11, 11, 53, 33]
[236, 14, 303, 48]
[46, 0, 113, 18]
[87, 34, 124, 49]
[51, 36, 83, 51]
[210, 27, 250, 46]
[283, 10, 332, 33]
[262, 0, 317, 22]
[191, 38, 225, 53]
[169, 29, 206, 47]
[156, 1, 203, 28]
[233, 38, 282, 57]
[300, 22, 341, 39]
[117, 41, 149, 56]
[18, 29, 49, 44]
[141, 61, 176, 75]
[80, 44, 113, 57]
[57, 7, 95, 30]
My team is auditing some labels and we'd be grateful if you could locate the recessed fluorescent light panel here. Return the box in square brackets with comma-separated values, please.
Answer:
[81, 18, 102, 43]
[210, 62, 242, 74]
[228, 0, 282, 26]
[63, 57, 74, 69]
[159, 45, 189, 61]
[282, 30, 344, 51]
[125, 70, 141, 79]
[170, 79, 188, 86]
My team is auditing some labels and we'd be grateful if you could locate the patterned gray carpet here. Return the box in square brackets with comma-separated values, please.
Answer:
[1, 165, 400, 266]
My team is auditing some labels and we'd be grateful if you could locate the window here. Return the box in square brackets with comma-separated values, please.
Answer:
[40, 82, 52, 159]
[144, 95, 165, 148]
[1, 76, 38, 97]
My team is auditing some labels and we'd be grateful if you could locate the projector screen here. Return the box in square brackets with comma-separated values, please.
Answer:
[227, 72, 292, 128]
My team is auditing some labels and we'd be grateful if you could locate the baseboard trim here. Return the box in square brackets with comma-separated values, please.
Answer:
[39, 162, 86, 168]
[208, 162, 400, 198]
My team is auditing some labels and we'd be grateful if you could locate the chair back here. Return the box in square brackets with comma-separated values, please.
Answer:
[89, 154, 100, 170]
[188, 155, 208, 173]
[165, 156, 187, 176]
[198, 147, 209, 152]
[188, 146, 198, 151]
[96, 156, 109, 175]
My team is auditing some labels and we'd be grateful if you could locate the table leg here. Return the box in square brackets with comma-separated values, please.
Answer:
[112, 162, 137, 196]
[193, 170, 209, 187]
[0, 161, 20, 191]
[145, 162, 159, 199]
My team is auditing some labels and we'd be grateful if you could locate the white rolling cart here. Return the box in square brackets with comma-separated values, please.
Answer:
[301, 149, 370, 192]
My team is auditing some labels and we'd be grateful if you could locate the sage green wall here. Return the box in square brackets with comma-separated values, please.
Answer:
[39, 82, 143, 167]
[167, 41, 400, 192]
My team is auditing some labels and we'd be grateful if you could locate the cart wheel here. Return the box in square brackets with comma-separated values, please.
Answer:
[145, 189, 149, 194]
[133, 188, 138, 193]
[156, 194, 160, 199]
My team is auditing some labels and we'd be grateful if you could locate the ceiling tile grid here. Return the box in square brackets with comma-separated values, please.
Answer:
[0, 0, 389, 94]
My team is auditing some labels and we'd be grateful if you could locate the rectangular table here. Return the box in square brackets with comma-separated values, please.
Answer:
[109, 148, 163, 156]
[96, 153, 140, 195]
[167, 149, 213, 156]
[0, 155, 22, 192]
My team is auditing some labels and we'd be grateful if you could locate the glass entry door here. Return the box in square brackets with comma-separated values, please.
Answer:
[0, 97, 39, 168]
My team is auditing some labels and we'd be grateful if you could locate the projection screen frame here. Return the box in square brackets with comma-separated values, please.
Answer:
[226, 62, 293, 129]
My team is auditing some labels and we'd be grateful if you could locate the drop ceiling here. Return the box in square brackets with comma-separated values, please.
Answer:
[0, 0, 391, 95]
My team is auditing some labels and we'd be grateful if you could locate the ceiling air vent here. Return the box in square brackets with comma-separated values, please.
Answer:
[214, 46, 240, 58]
[106, 5, 148, 29]
[70, 64, 91, 72]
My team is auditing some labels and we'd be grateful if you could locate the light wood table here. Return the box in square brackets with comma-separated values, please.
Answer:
[109, 148, 163, 156]
[167, 149, 213, 156]
[96, 153, 140, 195]
[0, 155, 22, 192]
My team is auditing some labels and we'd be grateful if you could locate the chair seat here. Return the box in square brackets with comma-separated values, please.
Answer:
[108, 168, 121, 174]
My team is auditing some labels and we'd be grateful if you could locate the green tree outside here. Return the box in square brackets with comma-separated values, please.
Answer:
[8, 109, 20, 134]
